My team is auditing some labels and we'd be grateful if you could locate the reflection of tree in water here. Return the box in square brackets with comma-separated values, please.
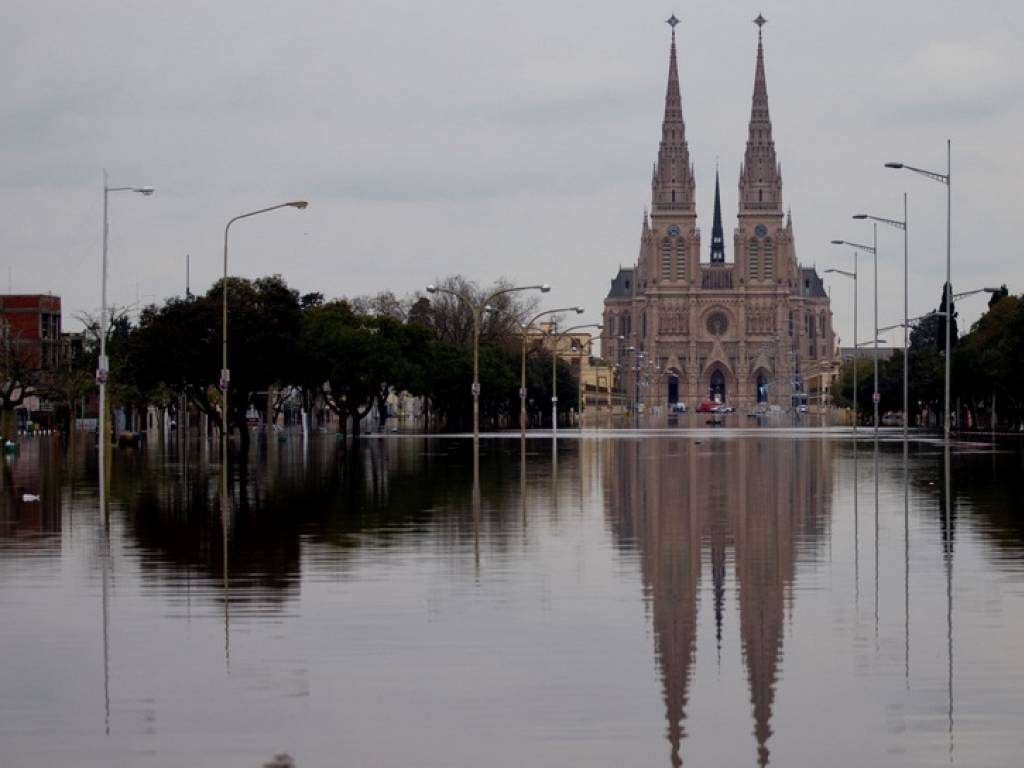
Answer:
[0, 436, 73, 547]
[952, 447, 1024, 554]
[108, 436, 541, 608]
[869, 439, 1024, 563]
[604, 436, 832, 767]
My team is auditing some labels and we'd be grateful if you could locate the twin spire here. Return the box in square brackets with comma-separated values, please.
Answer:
[651, 13, 695, 211]
[652, 13, 783, 253]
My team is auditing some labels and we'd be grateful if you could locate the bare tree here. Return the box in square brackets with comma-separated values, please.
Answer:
[425, 275, 544, 350]
[349, 290, 412, 322]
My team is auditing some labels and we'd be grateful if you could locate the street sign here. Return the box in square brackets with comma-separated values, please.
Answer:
[873, 393, 881, 403]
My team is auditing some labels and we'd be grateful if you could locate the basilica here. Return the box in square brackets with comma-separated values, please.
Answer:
[601, 16, 834, 414]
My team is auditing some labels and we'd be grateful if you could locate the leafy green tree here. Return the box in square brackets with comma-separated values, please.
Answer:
[42, 341, 97, 441]
[907, 312, 945, 427]
[422, 340, 472, 430]
[129, 275, 301, 452]
[952, 293, 1020, 427]
[835, 358, 875, 423]
[299, 300, 431, 438]
[129, 294, 221, 429]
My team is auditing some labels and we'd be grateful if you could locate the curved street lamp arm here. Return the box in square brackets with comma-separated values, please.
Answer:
[825, 268, 856, 280]
[831, 239, 875, 254]
[853, 213, 905, 230]
[885, 162, 948, 185]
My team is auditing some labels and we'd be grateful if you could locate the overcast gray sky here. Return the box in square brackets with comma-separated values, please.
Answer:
[3, 1, 1022, 347]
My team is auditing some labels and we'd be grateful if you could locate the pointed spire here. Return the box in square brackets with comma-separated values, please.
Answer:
[652, 15, 695, 212]
[751, 15, 771, 126]
[710, 165, 726, 263]
[739, 14, 782, 212]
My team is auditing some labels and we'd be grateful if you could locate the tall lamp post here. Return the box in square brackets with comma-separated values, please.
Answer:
[887, 141, 952, 440]
[490, 305, 581, 438]
[99, 171, 153, 491]
[222, 201, 308, 485]
[825, 260, 858, 432]
[833, 236, 878, 435]
[855, 201, 908, 441]
[426, 282, 551, 441]
[547, 323, 601, 436]
[625, 346, 645, 420]
[573, 336, 602, 429]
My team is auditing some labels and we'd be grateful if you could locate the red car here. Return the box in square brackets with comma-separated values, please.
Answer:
[696, 401, 719, 413]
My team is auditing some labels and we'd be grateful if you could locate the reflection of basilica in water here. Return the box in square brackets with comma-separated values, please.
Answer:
[603, 436, 833, 767]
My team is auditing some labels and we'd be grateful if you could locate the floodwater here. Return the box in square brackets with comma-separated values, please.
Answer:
[2, 425, 1024, 767]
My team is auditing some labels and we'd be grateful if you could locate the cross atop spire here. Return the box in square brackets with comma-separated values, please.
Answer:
[754, 14, 767, 30]
[667, 14, 680, 30]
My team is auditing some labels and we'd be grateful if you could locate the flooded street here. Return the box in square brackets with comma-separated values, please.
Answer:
[2, 427, 1024, 767]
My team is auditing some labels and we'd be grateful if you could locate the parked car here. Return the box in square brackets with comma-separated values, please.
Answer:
[697, 402, 718, 413]
[671, 402, 688, 413]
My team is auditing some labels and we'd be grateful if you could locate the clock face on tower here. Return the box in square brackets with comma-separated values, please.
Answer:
[667, 224, 680, 237]
[755, 224, 768, 237]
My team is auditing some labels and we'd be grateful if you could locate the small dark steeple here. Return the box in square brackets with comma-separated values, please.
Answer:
[710, 165, 726, 263]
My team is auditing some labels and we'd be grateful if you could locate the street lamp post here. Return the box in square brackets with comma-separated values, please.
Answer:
[887, 141, 952, 440]
[573, 336, 602, 429]
[855, 200, 908, 441]
[426, 282, 551, 441]
[99, 171, 153, 493]
[490, 305, 581, 439]
[222, 201, 308, 491]
[825, 260, 858, 432]
[833, 237, 878, 435]
[625, 346, 644, 421]
[547, 323, 601, 436]
[879, 288, 997, 430]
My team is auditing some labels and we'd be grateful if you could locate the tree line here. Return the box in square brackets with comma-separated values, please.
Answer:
[7, 275, 584, 445]
[833, 286, 1023, 429]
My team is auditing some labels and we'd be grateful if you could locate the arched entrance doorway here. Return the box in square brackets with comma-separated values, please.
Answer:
[757, 372, 768, 404]
[668, 372, 680, 406]
[710, 370, 726, 403]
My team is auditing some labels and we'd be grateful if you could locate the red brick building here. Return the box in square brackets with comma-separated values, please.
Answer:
[1, 294, 64, 369]
[1, 294, 66, 431]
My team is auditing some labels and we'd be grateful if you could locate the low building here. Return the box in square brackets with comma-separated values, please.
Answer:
[1, 294, 68, 431]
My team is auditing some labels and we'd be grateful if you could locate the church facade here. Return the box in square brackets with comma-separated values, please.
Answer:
[601, 17, 834, 415]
